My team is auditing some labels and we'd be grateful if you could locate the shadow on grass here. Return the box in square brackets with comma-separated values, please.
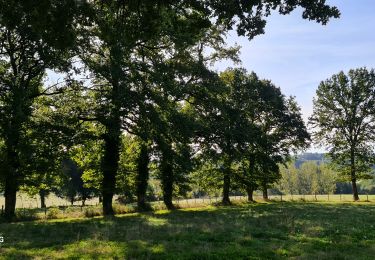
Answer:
[1, 202, 375, 259]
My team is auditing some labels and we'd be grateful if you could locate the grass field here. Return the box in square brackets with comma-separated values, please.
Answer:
[1, 192, 374, 209]
[0, 201, 375, 259]
[2, 194, 375, 222]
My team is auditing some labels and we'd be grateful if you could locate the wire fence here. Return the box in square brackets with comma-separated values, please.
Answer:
[167, 194, 375, 208]
[1, 193, 375, 213]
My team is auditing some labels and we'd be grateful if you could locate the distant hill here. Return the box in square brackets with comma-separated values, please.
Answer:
[294, 153, 327, 168]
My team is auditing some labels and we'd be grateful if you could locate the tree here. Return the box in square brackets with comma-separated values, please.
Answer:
[57, 158, 96, 206]
[310, 68, 375, 201]
[214, 69, 309, 201]
[319, 164, 337, 196]
[71, 139, 103, 202]
[74, 1, 218, 215]
[195, 68, 257, 204]
[298, 161, 317, 195]
[255, 96, 309, 200]
[117, 135, 147, 207]
[278, 162, 298, 198]
[0, 0, 81, 220]
[153, 111, 195, 209]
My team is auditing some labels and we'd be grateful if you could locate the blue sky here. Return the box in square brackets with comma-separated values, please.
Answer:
[215, 0, 375, 152]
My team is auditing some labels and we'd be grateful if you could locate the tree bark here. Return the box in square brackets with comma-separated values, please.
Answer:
[101, 126, 121, 216]
[350, 148, 359, 201]
[161, 157, 174, 210]
[136, 142, 150, 211]
[262, 184, 268, 200]
[4, 136, 21, 221]
[39, 190, 46, 208]
[222, 165, 231, 205]
[4, 177, 17, 221]
[351, 179, 359, 201]
[246, 186, 254, 202]
[246, 155, 256, 203]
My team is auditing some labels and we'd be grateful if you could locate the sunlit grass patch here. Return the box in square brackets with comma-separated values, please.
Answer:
[1, 202, 375, 259]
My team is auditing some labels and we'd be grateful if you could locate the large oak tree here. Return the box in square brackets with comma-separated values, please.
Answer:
[310, 68, 375, 201]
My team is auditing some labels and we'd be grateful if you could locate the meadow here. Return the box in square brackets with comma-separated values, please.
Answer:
[0, 200, 375, 259]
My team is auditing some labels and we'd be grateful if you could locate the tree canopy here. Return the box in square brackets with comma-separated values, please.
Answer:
[310, 68, 375, 200]
[0, 0, 340, 220]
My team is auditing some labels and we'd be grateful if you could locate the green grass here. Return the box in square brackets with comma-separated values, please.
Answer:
[1, 201, 375, 259]
[2, 193, 374, 210]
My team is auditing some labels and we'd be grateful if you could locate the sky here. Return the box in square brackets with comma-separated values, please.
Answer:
[215, 0, 375, 153]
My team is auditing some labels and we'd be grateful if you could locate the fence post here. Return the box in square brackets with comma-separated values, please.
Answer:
[1, 205, 3, 215]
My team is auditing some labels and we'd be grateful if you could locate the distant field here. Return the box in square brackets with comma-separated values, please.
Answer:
[1, 193, 373, 210]
[0, 194, 100, 209]
[1, 201, 375, 259]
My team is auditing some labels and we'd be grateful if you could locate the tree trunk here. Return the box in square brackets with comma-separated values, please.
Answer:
[161, 160, 174, 210]
[136, 142, 150, 211]
[246, 155, 256, 203]
[222, 165, 231, 205]
[39, 190, 46, 208]
[4, 141, 20, 221]
[4, 177, 17, 221]
[101, 126, 121, 216]
[100, 53, 125, 216]
[350, 148, 359, 201]
[246, 186, 254, 202]
[351, 179, 359, 201]
[262, 184, 268, 200]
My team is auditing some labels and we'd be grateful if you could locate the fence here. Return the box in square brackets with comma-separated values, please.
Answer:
[1, 193, 375, 214]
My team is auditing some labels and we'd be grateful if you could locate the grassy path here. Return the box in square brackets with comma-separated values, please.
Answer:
[1, 202, 375, 259]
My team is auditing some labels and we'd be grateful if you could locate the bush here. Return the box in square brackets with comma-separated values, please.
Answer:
[113, 204, 135, 215]
[15, 209, 37, 221]
[84, 207, 102, 218]
[47, 207, 61, 219]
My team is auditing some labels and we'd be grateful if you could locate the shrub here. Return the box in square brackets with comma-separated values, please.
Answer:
[47, 207, 61, 219]
[15, 209, 38, 221]
[113, 204, 135, 215]
[84, 207, 102, 218]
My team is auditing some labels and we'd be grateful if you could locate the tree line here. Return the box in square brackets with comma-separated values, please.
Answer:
[277, 161, 336, 197]
[5, 0, 372, 222]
